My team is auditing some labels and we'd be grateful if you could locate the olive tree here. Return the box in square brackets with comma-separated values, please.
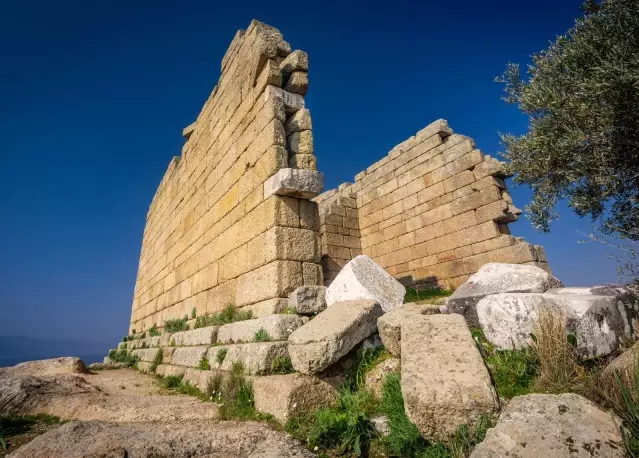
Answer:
[497, 0, 639, 241]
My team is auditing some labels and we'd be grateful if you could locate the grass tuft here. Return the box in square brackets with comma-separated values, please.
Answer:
[270, 355, 295, 374]
[199, 355, 211, 371]
[108, 349, 139, 367]
[404, 286, 453, 304]
[253, 328, 272, 342]
[148, 324, 161, 337]
[164, 315, 189, 333]
[150, 348, 163, 372]
[194, 304, 253, 329]
[216, 348, 228, 365]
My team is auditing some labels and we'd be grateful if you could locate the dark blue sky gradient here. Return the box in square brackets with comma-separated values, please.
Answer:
[0, 0, 616, 343]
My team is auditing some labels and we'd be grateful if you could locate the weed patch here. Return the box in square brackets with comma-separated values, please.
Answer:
[199, 355, 211, 371]
[0, 415, 62, 454]
[148, 324, 161, 337]
[108, 349, 139, 367]
[194, 304, 253, 328]
[253, 328, 272, 342]
[404, 286, 452, 304]
[215, 348, 228, 365]
[270, 355, 295, 374]
[164, 315, 189, 333]
[151, 348, 163, 372]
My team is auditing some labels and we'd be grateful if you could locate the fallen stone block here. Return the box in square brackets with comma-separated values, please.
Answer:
[264, 168, 324, 199]
[603, 340, 639, 383]
[131, 348, 160, 363]
[364, 357, 400, 398]
[377, 303, 441, 357]
[169, 346, 209, 368]
[0, 357, 89, 377]
[170, 327, 218, 346]
[207, 342, 290, 375]
[155, 364, 187, 378]
[289, 285, 327, 315]
[325, 255, 406, 313]
[217, 314, 303, 344]
[477, 291, 639, 358]
[371, 416, 391, 437]
[288, 300, 383, 374]
[470, 393, 623, 458]
[401, 314, 498, 442]
[447, 262, 563, 326]
[253, 374, 337, 422]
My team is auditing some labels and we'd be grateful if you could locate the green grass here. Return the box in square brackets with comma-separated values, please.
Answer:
[164, 315, 189, 333]
[108, 349, 139, 367]
[215, 348, 228, 365]
[270, 355, 295, 374]
[404, 286, 453, 304]
[199, 355, 211, 371]
[253, 328, 272, 342]
[150, 348, 163, 372]
[0, 414, 62, 452]
[194, 304, 253, 329]
[613, 352, 639, 457]
[160, 375, 184, 389]
[148, 324, 161, 337]
[192, 307, 197, 319]
[471, 328, 539, 399]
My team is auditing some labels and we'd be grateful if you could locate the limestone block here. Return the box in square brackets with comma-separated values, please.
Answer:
[170, 327, 218, 347]
[137, 361, 155, 373]
[182, 368, 222, 393]
[253, 374, 338, 421]
[288, 300, 383, 374]
[473, 155, 511, 180]
[299, 200, 320, 231]
[302, 262, 323, 286]
[239, 298, 288, 318]
[284, 71, 308, 96]
[235, 260, 304, 306]
[470, 394, 623, 458]
[401, 314, 498, 442]
[264, 168, 324, 199]
[270, 226, 320, 262]
[290, 153, 316, 170]
[325, 255, 406, 312]
[279, 50, 308, 74]
[265, 86, 305, 113]
[364, 357, 400, 398]
[289, 285, 327, 315]
[377, 303, 441, 357]
[209, 341, 290, 375]
[161, 347, 175, 364]
[131, 348, 160, 363]
[447, 262, 563, 326]
[155, 364, 187, 378]
[415, 119, 453, 142]
[603, 340, 639, 382]
[217, 314, 304, 344]
[285, 108, 312, 133]
[287, 130, 314, 155]
[170, 346, 209, 368]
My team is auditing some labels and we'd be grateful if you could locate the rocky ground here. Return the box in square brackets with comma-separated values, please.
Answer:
[0, 358, 311, 457]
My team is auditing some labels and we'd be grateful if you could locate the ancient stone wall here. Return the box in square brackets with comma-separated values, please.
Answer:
[316, 120, 549, 289]
[129, 21, 324, 333]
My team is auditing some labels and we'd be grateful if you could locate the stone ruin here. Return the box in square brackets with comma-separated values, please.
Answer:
[128, 20, 549, 334]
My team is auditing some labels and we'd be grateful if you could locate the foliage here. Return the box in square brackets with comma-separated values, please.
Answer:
[0, 414, 62, 453]
[148, 324, 161, 337]
[192, 307, 197, 319]
[194, 304, 253, 329]
[404, 287, 453, 304]
[613, 353, 639, 457]
[497, 0, 639, 241]
[472, 328, 539, 399]
[217, 362, 258, 420]
[270, 355, 295, 375]
[170, 338, 176, 347]
[198, 355, 211, 371]
[215, 348, 228, 365]
[108, 349, 139, 367]
[121, 336, 129, 343]
[253, 328, 272, 342]
[151, 348, 163, 372]
[160, 375, 184, 390]
[164, 315, 189, 333]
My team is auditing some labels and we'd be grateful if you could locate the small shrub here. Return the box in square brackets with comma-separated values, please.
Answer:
[609, 352, 639, 457]
[151, 348, 163, 372]
[253, 328, 272, 342]
[404, 286, 453, 304]
[207, 372, 224, 400]
[148, 324, 161, 337]
[108, 349, 139, 367]
[199, 355, 211, 371]
[192, 307, 197, 319]
[216, 348, 228, 365]
[194, 304, 253, 328]
[121, 336, 128, 343]
[160, 375, 184, 389]
[164, 316, 189, 333]
[270, 355, 295, 374]
[218, 362, 255, 419]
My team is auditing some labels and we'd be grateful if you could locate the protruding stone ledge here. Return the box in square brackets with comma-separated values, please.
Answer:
[171, 327, 218, 347]
[217, 314, 303, 344]
[264, 168, 324, 199]
[182, 122, 196, 139]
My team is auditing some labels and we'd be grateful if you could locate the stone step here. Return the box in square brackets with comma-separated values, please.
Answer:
[206, 342, 289, 375]
[170, 327, 218, 346]
[131, 348, 161, 363]
[168, 346, 209, 367]
[155, 364, 187, 378]
[127, 336, 161, 350]
[216, 314, 303, 344]
[137, 361, 155, 373]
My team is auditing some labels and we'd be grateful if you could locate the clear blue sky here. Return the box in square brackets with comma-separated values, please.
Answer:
[0, 0, 616, 343]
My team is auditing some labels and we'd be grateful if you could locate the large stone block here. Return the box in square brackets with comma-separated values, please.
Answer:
[170, 327, 218, 347]
[264, 168, 324, 199]
[377, 303, 441, 357]
[265, 86, 305, 113]
[289, 285, 327, 315]
[169, 346, 209, 368]
[288, 300, 383, 374]
[447, 262, 563, 326]
[182, 368, 222, 393]
[253, 374, 338, 421]
[235, 260, 303, 307]
[279, 50, 308, 74]
[325, 255, 406, 312]
[155, 364, 187, 378]
[401, 314, 498, 442]
[285, 108, 312, 132]
[217, 314, 304, 344]
[131, 348, 160, 363]
[470, 393, 623, 458]
[208, 341, 290, 375]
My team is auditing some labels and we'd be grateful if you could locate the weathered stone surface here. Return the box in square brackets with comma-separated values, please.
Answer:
[169, 346, 208, 368]
[470, 393, 623, 458]
[264, 168, 324, 199]
[364, 357, 400, 398]
[279, 50, 308, 74]
[401, 314, 498, 442]
[478, 291, 639, 358]
[181, 368, 221, 393]
[253, 374, 338, 421]
[603, 341, 639, 382]
[448, 263, 563, 326]
[170, 327, 218, 346]
[207, 342, 290, 375]
[288, 300, 383, 374]
[136, 361, 155, 373]
[288, 130, 313, 154]
[217, 314, 303, 344]
[325, 255, 406, 312]
[289, 285, 327, 315]
[265, 86, 305, 112]
[155, 364, 187, 378]
[131, 348, 160, 363]
[285, 108, 312, 132]
[377, 303, 441, 357]
[284, 71, 308, 95]
[0, 357, 88, 377]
